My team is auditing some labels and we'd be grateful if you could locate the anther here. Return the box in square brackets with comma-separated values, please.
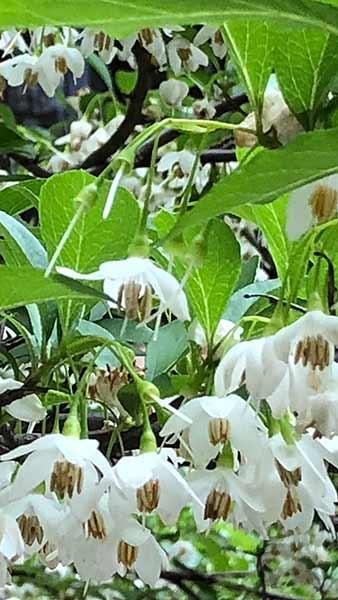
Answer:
[294, 335, 330, 370]
[118, 541, 139, 568]
[204, 489, 232, 521]
[136, 479, 160, 513]
[50, 460, 84, 499]
[208, 418, 230, 446]
[275, 461, 302, 487]
[281, 488, 302, 519]
[310, 185, 338, 223]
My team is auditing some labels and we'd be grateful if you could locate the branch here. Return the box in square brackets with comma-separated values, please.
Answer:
[81, 43, 156, 171]
[9, 154, 50, 178]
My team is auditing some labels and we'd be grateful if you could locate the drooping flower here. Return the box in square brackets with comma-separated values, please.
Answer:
[0, 434, 112, 519]
[194, 26, 227, 59]
[159, 79, 189, 107]
[286, 175, 338, 241]
[188, 318, 242, 359]
[167, 37, 208, 76]
[157, 150, 210, 193]
[80, 29, 117, 64]
[112, 448, 203, 524]
[161, 395, 266, 467]
[56, 257, 190, 322]
[214, 335, 287, 400]
[0, 376, 46, 423]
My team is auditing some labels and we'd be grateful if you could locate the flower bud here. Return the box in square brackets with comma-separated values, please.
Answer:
[62, 413, 81, 439]
[75, 182, 98, 212]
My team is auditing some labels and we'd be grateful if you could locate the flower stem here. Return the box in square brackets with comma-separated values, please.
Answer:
[139, 133, 160, 233]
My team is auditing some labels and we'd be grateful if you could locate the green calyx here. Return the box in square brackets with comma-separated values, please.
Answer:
[62, 402, 81, 439]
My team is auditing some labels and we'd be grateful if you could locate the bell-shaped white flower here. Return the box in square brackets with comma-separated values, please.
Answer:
[273, 310, 338, 369]
[56, 257, 190, 322]
[159, 79, 189, 107]
[188, 318, 242, 359]
[188, 466, 266, 534]
[286, 175, 338, 241]
[194, 26, 227, 59]
[55, 119, 93, 151]
[215, 335, 287, 400]
[138, 29, 166, 67]
[5, 493, 66, 556]
[112, 448, 203, 524]
[0, 54, 40, 88]
[161, 395, 266, 467]
[157, 150, 210, 193]
[0, 376, 46, 422]
[0, 434, 112, 518]
[37, 44, 85, 97]
[167, 37, 208, 76]
[80, 29, 117, 64]
[257, 433, 337, 533]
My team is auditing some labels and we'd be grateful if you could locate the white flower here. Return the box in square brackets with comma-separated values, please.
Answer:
[235, 89, 302, 148]
[80, 30, 117, 64]
[188, 318, 242, 359]
[37, 44, 85, 97]
[55, 119, 93, 151]
[5, 494, 65, 556]
[0, 29, 28, 55]
[167, 37, 208, 76]
[193, 98, 216, 119]
[0, 44, 84, 97]
[56, 257, 190, 322]
[187, 466, 266, 534]
[286, 175, 338, 241]
[138, 29, 166, 67]
[264, 433, 337, 533]
[0, 509, 24, 560]
[194, 26, 227, 59]
[159, 79, 189, 107]
[112, 449, 203, 524]
[0, 434, 112, 519]
[161, 395, 266, 467]
[214, 335, 287, 400]
[157, 150, 210, 192]
[0, 377, 46, 422]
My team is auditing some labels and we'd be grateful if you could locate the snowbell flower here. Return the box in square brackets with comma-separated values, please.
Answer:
[55, 119, 93, 151]
[0, 29, 28, 55]
[56, 257, 190, 322]
[194, 26, 227, 59]
[188, 318, 242, 359]
[214, 335, 287, 400]
[0, 376, 46, 423]
[5, 494, 65, 557]
[235, 88, 303, 148]
[286, 175, 338, 241]
[0, 434, 112, 519]
[157, 150, 210, 193]
[193, 98, 216, 120]
[37, 44, 85, 97]
[80, 29, 117, 64]
[159, 79, 189, 107]
[112, 448, 203, 524]
[167, 36, 208, 75]
[161, 395, 266, 467]
[187, 467, 266, 534]
[257, 433, 337, 533]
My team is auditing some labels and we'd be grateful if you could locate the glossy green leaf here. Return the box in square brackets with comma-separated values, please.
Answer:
[0, 124, 35, 156]
[225, 278, 280, 322]
[169, 127, 338, 236]
[0, 211, 47, 268]
[146, 321, 188, 381]
[223, 20, 273, 116]
[0, 180, 42, 215]
[275, 27, 338, 127]
[185, 221, 241, 340]
[0, 267, 111, 310]
[3, 1, 338, 38]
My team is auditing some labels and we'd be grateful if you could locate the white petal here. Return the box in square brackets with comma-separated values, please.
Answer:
[6, 395, 46, 422]
[56, 266, 104, 281]
[286, 185, 314, 241]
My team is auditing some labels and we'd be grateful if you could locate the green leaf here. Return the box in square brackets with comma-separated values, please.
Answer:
[3, 1, 338, 38]
[225, 279, 280, 322]
[223, 20, 273, 116]
[185, 221, 241, 339]
[169, 127, 338, 236]
[40, 171, 139, 269]
[146, 321, 188, 381]
[275, 27, 338, 127]
[0, 180, 42, 215]
[77, 320, 120, 367]
[0, 211, 47, 268]
[232, 195, 290, 279]
[0, 267, 111, 310]
[40, 170, 139, 325]
[87, 54, 113, 92]
[116, 70, 138, 94]
[0, 124, 35, 156]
